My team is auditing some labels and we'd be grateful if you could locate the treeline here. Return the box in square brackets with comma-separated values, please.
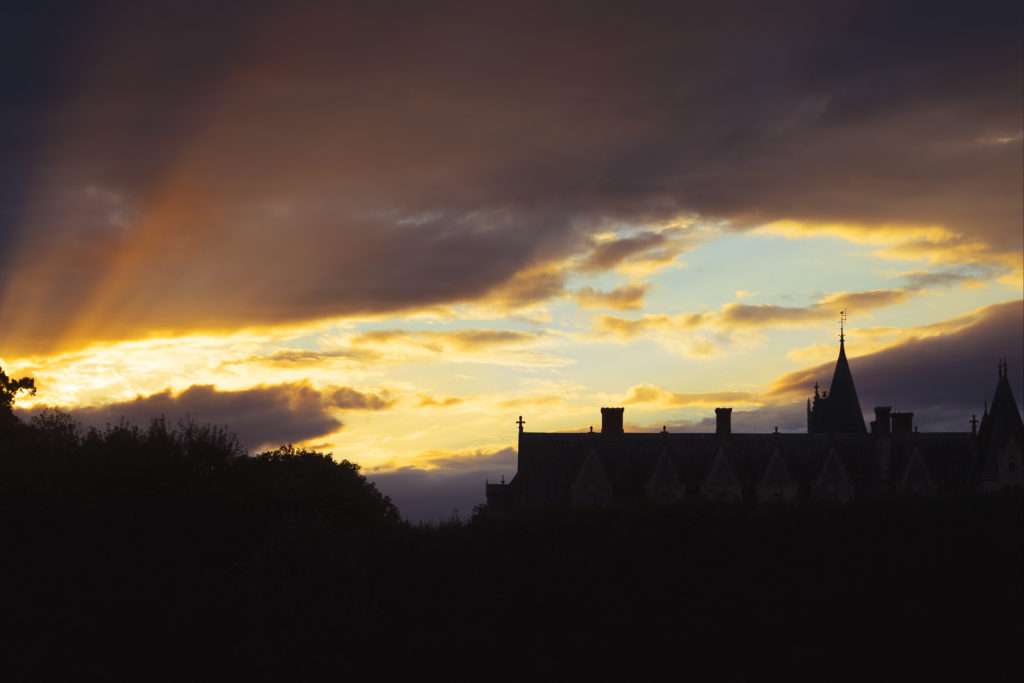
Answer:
[0, 409, 402, 677]
[1, 408, 1020, 679]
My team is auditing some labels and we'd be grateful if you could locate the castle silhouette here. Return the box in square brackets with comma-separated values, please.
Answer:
[486, 335, 1023, 508]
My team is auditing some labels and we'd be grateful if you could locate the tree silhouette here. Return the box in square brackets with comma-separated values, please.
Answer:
[0, 365, 35, 425]
[1, 366, 34, 408]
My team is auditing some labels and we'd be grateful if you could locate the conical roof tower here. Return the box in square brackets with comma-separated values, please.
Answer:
[807, 313, 867, 434]
[974, 358, 1024, 487]
[822, 334, 867, 433]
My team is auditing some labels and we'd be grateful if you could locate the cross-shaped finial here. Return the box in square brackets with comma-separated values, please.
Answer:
[516, 415, 525, 433]
[839, 309, 847, 343]
[970, 414, 978, 434]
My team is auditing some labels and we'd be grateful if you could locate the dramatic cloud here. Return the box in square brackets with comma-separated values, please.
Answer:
[1, 1, 1019, 517]
[2, 0, 1019, 354]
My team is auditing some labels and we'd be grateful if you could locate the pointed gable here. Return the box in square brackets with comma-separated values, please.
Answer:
[900, 444, 934, 495]
[759, 443, 796, 502]
[822, 339, 867, 434]
[703, 445, 742, 501]
[571, 441, 612, 506]
[814, 444, 853, 501]
[645, 440, 683, 502]
[999, 435, 1022, 489]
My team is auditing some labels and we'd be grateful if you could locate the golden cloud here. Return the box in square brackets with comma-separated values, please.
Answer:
[416, 394, 466, 408]
[572, 283, 650, 310]
[757, 220, 1022, 280]
[621, 384, 762, 408]
[592, 287, 914, 342]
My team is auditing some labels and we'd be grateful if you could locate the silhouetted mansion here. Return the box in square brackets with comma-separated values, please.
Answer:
[486, 334, 1022, 508]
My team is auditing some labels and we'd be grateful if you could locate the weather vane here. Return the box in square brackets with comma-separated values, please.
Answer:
[839, 308, 847, 343]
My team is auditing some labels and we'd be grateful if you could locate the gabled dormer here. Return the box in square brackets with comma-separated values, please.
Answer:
[645, 439, 683, 502]
[814, 443, 854, 501]
[759, 443, 797, 502]
[900, 443, 934, 495]
[571, 441, 612, 506]
[703, 444, 742, 501]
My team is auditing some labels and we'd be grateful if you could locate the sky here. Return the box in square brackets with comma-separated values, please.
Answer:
[2, 0, 1022, 521]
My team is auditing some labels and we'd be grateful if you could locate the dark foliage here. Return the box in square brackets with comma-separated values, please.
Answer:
[0, 407, 402, 678]
[0, 366, 34, 428]
[0, 401, 1019, 679]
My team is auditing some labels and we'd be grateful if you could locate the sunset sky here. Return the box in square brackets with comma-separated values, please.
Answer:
[2, 0, 1021, 519]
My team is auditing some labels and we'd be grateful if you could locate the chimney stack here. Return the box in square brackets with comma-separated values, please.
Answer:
[872, 406, 892, 436]
[715, 407, 732, 437]
[891, 411, 914, 434]
[601, 407, 624, 436]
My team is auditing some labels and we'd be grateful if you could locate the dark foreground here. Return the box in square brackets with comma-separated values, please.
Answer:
[1, 418, 1020, 680]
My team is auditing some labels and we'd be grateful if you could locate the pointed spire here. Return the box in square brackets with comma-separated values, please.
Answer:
[821, 331, 867, 433]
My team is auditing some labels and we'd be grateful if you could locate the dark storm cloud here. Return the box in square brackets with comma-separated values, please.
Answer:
[1, 0, 1020, 353]
[19, 382, 393, 451]
[768, 299, 1024, 430]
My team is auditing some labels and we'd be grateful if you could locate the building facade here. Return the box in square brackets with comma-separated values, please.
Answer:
[486, 341, 1023, 509]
